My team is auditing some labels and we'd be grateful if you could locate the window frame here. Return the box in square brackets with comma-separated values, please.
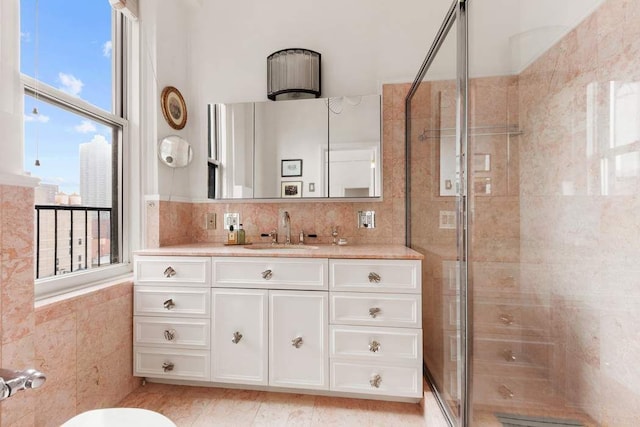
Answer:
[22, 11, 132, 300]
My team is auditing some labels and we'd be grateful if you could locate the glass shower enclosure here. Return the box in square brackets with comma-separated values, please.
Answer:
[407, 0, 640, 426]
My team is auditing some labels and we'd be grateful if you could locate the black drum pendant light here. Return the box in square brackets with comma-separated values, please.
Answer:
[267, 48, 321, 101]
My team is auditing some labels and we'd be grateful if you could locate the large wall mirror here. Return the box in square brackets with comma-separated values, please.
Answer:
[208, 94, 381, 199]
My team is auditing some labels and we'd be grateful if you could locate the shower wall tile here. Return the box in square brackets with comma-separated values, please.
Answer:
[517, 0, 640, 423]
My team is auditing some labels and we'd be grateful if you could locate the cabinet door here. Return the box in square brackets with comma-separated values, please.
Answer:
[269, 290, 328, 390]
[211, 288, 268, 385]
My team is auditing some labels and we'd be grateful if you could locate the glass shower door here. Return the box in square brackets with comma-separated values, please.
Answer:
[467, 0, 640, 425]
[406, 2, 463, 424]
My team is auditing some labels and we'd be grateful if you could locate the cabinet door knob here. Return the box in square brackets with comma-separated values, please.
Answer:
[369, 307, 381, 318]
[498, 384, 514, 399]
[163, 329, 176, 341]
[499, 314, 514, 325]
[162, 362, 174, 372]
[368, 272, 381, 283]
[164, 266, 176, 278]
[369, 340, 381, 353]
[232, 331, 243, 344]
[502, 349, 517, 362]
[370, 374, 382, 388]
[261, 269, 273, 280]
[291, 336, 303, 348]
[163, 299, 176, 310]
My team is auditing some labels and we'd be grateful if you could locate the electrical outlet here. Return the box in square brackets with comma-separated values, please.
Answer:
[206, 213, 216, 230]
[223, 213, 240, 230]
[439, 211, 456, 229]
[357, 211, 376, 229]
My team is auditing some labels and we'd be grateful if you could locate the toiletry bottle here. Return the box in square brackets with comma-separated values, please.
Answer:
[237, 224, 246, 245]
[227, 225, 237, 245]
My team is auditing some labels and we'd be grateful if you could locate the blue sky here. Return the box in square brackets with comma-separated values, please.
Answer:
[21, 0, 113, 195]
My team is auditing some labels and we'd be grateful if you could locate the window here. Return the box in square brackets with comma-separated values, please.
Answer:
[21, 1, 130, 298]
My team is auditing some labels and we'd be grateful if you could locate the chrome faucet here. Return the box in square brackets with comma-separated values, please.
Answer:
[0, 368, 46, 401]
[282, 211, 291, 245]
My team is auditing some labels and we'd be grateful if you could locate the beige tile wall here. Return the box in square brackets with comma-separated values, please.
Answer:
[0, 184, 138, 427]
[516, 0, 640, 424]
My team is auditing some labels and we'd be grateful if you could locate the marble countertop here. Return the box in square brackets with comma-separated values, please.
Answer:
[135, 243, 423, 260]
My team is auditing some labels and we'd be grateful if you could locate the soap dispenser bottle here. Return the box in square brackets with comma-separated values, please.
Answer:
[237, 224, 246, 245]
[227, 225, 237, 245]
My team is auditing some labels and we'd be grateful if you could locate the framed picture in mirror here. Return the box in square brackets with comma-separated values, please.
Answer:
[281, 159, 303, 177]
[281, 181, 302, 198]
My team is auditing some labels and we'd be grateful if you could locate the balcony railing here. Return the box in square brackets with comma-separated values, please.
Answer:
[35, 205, 114, 279]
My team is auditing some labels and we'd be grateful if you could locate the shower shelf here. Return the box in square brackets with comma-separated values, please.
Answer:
[418, 124, 522, 139]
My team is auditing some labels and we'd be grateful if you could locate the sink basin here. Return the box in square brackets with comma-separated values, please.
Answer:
[243, 244, 319, 250]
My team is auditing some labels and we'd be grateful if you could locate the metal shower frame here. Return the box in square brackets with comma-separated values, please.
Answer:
[405, 0, 470, 426]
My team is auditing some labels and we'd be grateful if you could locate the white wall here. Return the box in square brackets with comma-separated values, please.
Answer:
[183, 0, 453, 200]
[138, 0, 195, 200]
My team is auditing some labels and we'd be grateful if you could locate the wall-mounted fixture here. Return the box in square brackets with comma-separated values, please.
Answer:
[267, 49, 321, 101]
[158, 135, 193, 168]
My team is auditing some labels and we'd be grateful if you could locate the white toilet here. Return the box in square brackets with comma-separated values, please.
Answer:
[61, 408, 176, 427]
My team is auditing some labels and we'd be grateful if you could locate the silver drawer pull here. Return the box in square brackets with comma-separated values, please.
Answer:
[162, 362, 174, 372]
[499, 314, 514, 325]
[291, 336, 303, 348]
[163, 299, 176, 310]
[369, 307, 381, 318]
[164, 266, 176, 278]
[369, 340, 381, 353]
[163, 329, 176, 341]
[368, 272, 381, 283]
[261, 269, 273, 280]
[232, 331, 243, 344]
[370, 374, 382, 388]
[502, 349, 517, 362]
[498, 384, 514, 399]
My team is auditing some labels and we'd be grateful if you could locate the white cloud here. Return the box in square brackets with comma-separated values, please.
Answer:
[24, 113, 50, 123]
[21, 32, 31, 42]
[103, 41, 112, 58]
[74, 120, 97, 133]
[87, 134, 109, 145]
[58, 73, 84, 97]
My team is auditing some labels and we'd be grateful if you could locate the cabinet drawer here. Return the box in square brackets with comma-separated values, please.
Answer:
[330, 361, 421, 398]
[134, 347, 210, 381]
[330, 259, 420, 293]
[330, 326, 421, 365]
[134, 287, 210, 318]
[134, 256, 210, 286]
[134, 316, 210, 349]
[330, 292, 421, 328]
[213, 258, 327, 290]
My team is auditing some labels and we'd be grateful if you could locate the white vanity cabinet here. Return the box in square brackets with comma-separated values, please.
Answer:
[133, 256, 212, 381]
[133, 252, 422, 401]
[210, 257, 328, 390]
[328, 259, 423, 398]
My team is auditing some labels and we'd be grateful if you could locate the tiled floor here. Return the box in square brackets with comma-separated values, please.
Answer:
[117, 383, 428, 426]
